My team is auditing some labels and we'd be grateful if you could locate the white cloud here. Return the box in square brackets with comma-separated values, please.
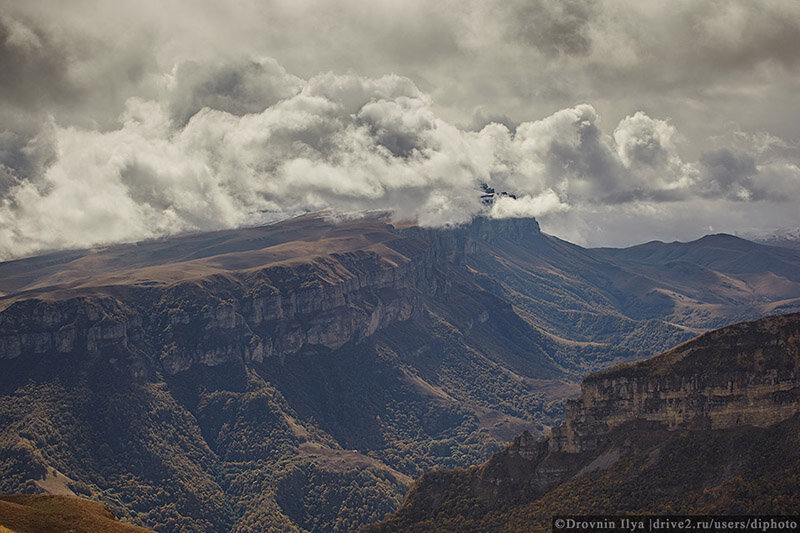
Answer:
[490, 191, 568, 219]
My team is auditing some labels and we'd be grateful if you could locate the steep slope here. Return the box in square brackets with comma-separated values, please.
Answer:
[367, 312, 800, 532]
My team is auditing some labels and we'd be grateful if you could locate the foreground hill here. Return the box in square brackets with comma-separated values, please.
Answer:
[1, 214, 799, 531]
[0, 494, 153, 533]
[366, 312, 800, 532]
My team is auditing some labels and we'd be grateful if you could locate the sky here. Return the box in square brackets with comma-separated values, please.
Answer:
[1, 0, 799, 259]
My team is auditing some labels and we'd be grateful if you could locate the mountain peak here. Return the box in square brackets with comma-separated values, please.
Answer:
[463, 216, 541, 244]
[695, 233, 749, 244]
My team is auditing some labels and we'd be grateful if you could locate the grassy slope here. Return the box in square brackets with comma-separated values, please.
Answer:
[0, 495, 154, 533]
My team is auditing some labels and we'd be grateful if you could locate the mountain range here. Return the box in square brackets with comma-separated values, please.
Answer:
[1, 213, 799, 531]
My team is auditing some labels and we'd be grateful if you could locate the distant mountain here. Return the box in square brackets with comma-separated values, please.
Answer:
[366, 312, 800, 532]
[741, 227, 800, 250]
[1, 214, 799, 531]
[463, 227, 800, 363]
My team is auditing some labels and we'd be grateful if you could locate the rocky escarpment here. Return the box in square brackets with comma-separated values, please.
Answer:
[156, 250, 434, 374]
[551, 312, 800, 453]
[0, 216, 543, 376]
[0, 297, 149, 375]
[0, 215, 566, 533]
[0, 250, 433, 375]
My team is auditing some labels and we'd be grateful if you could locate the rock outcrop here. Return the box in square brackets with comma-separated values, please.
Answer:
[0, 248, 437, 375]
[551, 312, 800, 453]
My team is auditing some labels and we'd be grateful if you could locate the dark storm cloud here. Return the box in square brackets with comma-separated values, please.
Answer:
[699, 148, 758, 200]
[168, 58, 303, 126]
[0, 16, 78, 110]
[357, 99, 435, 158]
[697, 147, 799, 203]
[0, 108, 59, 198]
[0, 117, 41, 191]
[119, 161, 174, 211]
[545, 112, 621, 192]
[0, 16, 74, 193]
[687, 1, 800, 72]
[507, 0, 595, 57]
[0, 3, 158, 133]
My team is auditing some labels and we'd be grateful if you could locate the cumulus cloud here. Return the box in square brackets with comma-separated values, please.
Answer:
[0, 53, 796, 260]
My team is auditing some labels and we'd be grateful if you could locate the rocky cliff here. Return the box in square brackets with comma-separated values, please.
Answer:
[551, 312, 800, 453]
[0, 214, 568, 532]
[0, 252, 424, 374]
[0, 216, 544, 376]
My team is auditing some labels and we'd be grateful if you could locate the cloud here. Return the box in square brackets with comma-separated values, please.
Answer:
[0, 57, 797, 259]
[0, 15, 77, 110]
[614, 112, 677, 170]
[506, 0, 595, 57]
[490, 191, 568, 219]
[698, 147, 800, 202]
[167, 57, 304, 126]
[699, 148, 759, 200]
[0, 1, 798, 256]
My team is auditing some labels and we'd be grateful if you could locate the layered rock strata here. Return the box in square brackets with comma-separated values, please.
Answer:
[550, 313, 800, 452]
[0, 217, 544, 375]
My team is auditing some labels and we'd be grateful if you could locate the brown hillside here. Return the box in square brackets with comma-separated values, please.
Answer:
[0, 495, 153, 533]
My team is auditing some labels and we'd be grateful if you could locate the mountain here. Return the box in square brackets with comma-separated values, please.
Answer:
[1, 214, 799, 531]
[366, 312, 800, 532]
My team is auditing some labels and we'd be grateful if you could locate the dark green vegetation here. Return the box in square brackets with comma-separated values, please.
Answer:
[590, 309, 800, 380]
[0, 494, 154, 532]
[367, 313, 800, 532]
[1, 215, 799, 531]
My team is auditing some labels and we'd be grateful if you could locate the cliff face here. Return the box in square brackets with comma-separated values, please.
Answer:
[5, 214, 800, 533]
[156, 250, 435, 374]
[0, 219, 539, 377]
[0, 216, 546, 376]
[0, 250, 432, 375]
[551, 312, 800, 453]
